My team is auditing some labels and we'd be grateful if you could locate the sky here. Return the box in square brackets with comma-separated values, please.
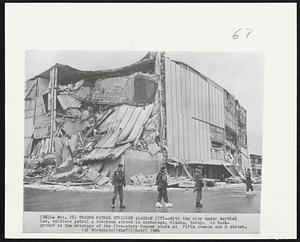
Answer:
[25, 50, 264, 155]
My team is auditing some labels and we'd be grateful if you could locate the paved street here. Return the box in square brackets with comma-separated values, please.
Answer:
[24, 184, 260, 213]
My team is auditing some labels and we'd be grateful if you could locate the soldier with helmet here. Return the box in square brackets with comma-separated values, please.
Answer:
[111, 163, 126, 209]
[194, 165, 205, 208]
[155, 164, 173, 208]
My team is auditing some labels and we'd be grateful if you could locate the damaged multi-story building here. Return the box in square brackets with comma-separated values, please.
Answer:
[24, 52, 251, 183]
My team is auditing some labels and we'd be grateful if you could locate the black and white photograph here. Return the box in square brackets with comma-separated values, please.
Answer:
[23, 51, 263, 215]
[5, 3, 296, 239]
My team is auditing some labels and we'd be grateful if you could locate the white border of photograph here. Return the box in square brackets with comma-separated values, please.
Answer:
[5, 3, 297, 239]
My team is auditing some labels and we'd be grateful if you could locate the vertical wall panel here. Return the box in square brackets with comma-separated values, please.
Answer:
[172, 62, 179, 158]
[195, 120, 201, 161]
[214, 88, 217, 125]
[175, 64, 184, 158]
[164, 59, 224, 164]
[218, 90, 223, 127]
[181, 68, 187, 114]
[180, 68, 187, 159]
[199, 76, 203, 120]
[215, 90, 219, 126]
[202, 79, 206, 121]
[209, 84, 213, 124]
[220, 91, 225, 127]
[185, 71, 191, 160]
[190, 73, 195, 118]
[190, 73, 197, 161]
[165, 60, 174, 158]
[200, 121, 204, 162]
[196, 74, 201, 119]
[205, 81, 210, 122]
[186, 70, 191, 114]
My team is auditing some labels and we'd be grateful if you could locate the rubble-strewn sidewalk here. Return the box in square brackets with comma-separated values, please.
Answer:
[24, 181, 259, 193]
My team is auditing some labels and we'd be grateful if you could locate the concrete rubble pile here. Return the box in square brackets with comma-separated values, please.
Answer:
[129, 173, 156, 186]
[24, 53, 164, 188]
[128, 172, 196, 188]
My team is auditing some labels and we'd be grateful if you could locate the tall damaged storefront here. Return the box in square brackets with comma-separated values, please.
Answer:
[24, 52, 251, 184]
[162, 58, 251, 179]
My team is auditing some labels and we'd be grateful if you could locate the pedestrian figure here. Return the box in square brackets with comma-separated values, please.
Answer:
[156, 165, 173, 208]
[111, 163, 126, 208]
[194, 166, 204, 208]
[245, 168, 254, 193]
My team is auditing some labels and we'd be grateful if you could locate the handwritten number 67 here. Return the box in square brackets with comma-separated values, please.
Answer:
[232, 28, 253, 40]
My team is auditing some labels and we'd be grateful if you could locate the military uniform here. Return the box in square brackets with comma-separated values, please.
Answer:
[157, 170, 169, 203]
[111, 165, 126, 208]
[156, 166, 173, 208]
[245, 169, 253, 192]
[194, 168, 204, 207]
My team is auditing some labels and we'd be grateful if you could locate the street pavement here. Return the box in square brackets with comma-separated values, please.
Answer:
[24, 184, 261, 213]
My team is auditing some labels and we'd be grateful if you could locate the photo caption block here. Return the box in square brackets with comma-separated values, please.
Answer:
[24, 212, 259, 234]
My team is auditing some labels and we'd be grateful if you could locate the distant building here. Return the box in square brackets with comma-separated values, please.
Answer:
[250, 154, 262, 177]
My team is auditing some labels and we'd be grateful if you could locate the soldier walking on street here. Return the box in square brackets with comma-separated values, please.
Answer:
[111, 163, 126, 209]
[194, 166, 204, 208]
[156, 165, 173, 208]
[245, 168, 254, 193]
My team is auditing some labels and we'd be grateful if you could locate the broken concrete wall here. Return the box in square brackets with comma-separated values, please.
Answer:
[91, 73, 158, 105]
[99, 158, 121, 178]
[24, 138, 33, 157]
[24, 52, 165, 185]
[134, 73, 158, 103]
[224, 91, 237, 133]
[91, 75, 135, 104]
[123, 149, 163, 180]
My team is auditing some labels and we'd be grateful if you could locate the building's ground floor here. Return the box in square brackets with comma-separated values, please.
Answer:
[166, 162, 233, 180]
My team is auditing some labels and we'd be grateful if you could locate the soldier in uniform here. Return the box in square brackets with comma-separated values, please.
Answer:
[111, 163, 126, 208]
[156, 165, 173, 208]
[194, 166, 204, 208]
[245, 168, 254, 193]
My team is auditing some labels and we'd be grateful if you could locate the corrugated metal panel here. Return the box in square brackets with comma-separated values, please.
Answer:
[85, 104, 153, 161]
[82, 143, 131, 161]
[189, 72, 211, 123]
[165, 59, 174, 157]
[165, 58, 225, 164]
[207, 80, 225, 128]
[121, 104, 153, 144]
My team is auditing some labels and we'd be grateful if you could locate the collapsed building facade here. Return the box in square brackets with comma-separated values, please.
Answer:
[24, 52, 251, 185]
